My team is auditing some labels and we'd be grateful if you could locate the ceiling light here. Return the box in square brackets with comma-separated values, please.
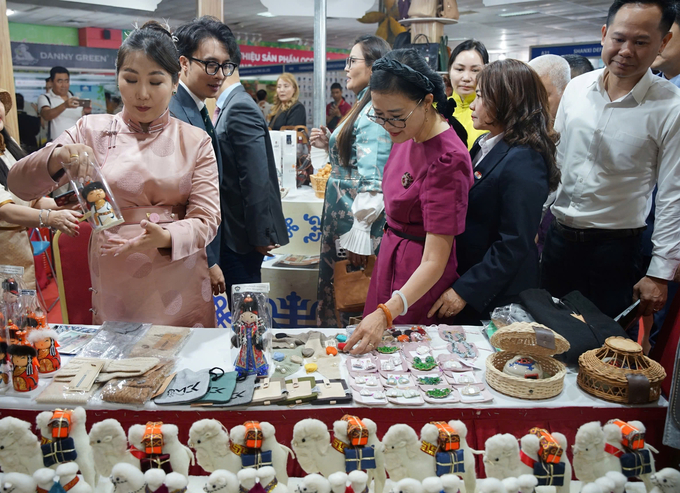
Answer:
[498, 10, 539, 17]
[277, 37, 302, 43]
[61, 0, 161, 11]
[6, 9, 15, 16]
[257, 11, 276, 17]
[498, 54, 507, 60]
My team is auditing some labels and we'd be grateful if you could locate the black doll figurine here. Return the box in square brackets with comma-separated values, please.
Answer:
[232, 294, 269, 377]
[81, 181, 118, 227]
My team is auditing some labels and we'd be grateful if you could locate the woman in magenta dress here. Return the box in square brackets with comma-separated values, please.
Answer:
[346, 49, 473, 354]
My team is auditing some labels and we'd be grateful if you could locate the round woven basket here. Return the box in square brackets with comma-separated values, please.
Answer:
[310, 174, 328, 199]
[486, 322, 570, 400]
[577, 336, 666, 403]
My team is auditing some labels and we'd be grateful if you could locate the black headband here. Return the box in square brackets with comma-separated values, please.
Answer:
[372, 57, 435, 94]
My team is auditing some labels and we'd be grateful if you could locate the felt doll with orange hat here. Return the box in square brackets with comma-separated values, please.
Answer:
[232, 294, 268, 377]
[8, 343, 38, 392]
[27, 327, 61, 373]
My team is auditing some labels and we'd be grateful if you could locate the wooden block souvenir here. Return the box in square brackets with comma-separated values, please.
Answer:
[49, 409, 73, 439]
[241, 450, 273, 469]
[533, 461, 566, 487]
[432, 421, 460, 451]
[619, 449, 652, 478]
[41, 436, 77, 467]
[341, 415, 369, 446]
[344, 446, 376, 472]
[244, 421, 263, 449]
[140, 453, 173, 474]
[435, 450, 465, 476]
[529, 428, 563, 464]
[607, 419, 645, 450]
[143, 422, 164, 455]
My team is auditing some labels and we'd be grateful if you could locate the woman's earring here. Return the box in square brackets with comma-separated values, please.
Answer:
[172, 90, 177, 95]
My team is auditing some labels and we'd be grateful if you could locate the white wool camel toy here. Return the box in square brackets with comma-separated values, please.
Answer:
[89, 419, 140, 478]
[297, 475, 331, 493]
[477, 478, 507, 493]
[582, 483, 604, 493]
[55, 462, 92, 493]
[145, 469, 166, 493]
[515, 475, 537, 493]
[111, 463, 146, 493]
[605, 421, 657, 492]
[422, 477, 443, 493]
[516, 432, 571, 493]
[129, 424, 194, 477]
[188, 420, 240, 474]
[348, 471, 368, 493]
[257, 466, 288, 493]
[382, 424, 429, 482]
[33, 468, 57, 493]
[483, 434, 521, 480]
[292, 419, 386, 493]
[36, 408, 97, 488]
[391, 479, 422, 493]
[650, 468, 680, 493]
[0, 417, 43, 475]
[230, 422, 294, 485]
[328, 472, 348, 493]
[606, 471, 627, 493]
[421, 421, 476, 493]
[165, 473, 188, 493]
[1, 473, 37, 493]
[204, 470, 239, 493]
[237, 469, 258, 492]
[441, 475, 464, 493]
[573, 422, 622, 483]
[595, 476, 616, 493]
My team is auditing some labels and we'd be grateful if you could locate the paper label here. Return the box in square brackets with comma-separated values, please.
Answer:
[154, 333, 182, 350]
[152, 372, 177, 399]
[66, 360, 104, 392]
[0, 265, 24, 275]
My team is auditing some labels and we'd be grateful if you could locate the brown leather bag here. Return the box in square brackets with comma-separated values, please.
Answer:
[334, 256, 376, 314]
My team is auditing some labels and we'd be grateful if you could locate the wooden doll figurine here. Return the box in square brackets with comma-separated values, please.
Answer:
[232, 294, 269, 377]
[27, 328, 61, 373]
[81, 181, 117, 227]
[8, 344, 38, 392]
[0, 341, 8, 385]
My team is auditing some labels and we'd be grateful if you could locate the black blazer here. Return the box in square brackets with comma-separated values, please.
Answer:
[453, 138, 549, 316]
[169, 84, 223, 268]
[215, 84, 289, 255]
[269, 101, 307, 130]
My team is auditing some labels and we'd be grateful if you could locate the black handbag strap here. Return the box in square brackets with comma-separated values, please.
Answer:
[412, 33, 431, 44]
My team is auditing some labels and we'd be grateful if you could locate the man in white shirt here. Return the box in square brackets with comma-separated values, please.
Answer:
[652, 5, 680, 88]
[38, 66, 89, 142]
[541, 0, 680, 319]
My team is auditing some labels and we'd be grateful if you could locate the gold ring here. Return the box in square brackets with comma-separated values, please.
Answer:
[70, 154, 79, 158]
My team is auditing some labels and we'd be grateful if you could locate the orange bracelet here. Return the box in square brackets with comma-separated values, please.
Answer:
[377, 303, 393, 328]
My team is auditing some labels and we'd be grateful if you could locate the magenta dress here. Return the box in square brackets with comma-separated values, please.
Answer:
[364, 127, 473, 324]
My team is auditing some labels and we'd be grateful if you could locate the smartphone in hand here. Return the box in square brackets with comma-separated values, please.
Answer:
[75, 98, 91, 108]
[54, 189, 76, 207]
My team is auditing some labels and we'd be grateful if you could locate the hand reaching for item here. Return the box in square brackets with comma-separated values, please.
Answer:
[209, 264, 226, 296]
[427, 287, 466, 319]
[100, 219, 171, 257]
[47, 210, 82, 237]
[48, 144, 97, 180]
[633, 275, 668, 316]
[344, 308, 387, 355]
[310, 126, 330, 151]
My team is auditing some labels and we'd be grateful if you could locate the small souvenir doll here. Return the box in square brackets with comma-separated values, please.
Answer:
[81, 181, 118, 227]
[232, 294, 269, 377]
[27, 328, 61, 373]
[2, 277, 19, 303]
[8, 343, 38, 392]
[0, 340, 8, 386]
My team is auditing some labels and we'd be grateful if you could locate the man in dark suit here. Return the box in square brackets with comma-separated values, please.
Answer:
[213, 23, 289, 300]
[170, 16, 229, 296]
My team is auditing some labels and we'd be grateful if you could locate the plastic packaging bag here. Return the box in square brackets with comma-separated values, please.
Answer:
[490, 303, 536, 328]
[231, 283, 272, 377]
[98, 359, 174, 405]
[78, 321, 151, 359]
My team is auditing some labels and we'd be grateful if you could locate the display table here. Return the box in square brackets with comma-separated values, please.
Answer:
[0, 326, 673, 476]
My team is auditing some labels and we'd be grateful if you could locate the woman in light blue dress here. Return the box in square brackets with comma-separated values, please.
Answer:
[311, 35, 393, 327]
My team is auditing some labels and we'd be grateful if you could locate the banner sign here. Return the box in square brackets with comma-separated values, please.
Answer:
[241, 45, 347, 67]
[11, 42, 117, 70]
[530, 43, 602, 59]
[241, 58, 347, 77]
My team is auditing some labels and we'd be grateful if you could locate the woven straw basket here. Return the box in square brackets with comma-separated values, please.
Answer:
[310, 174, 328, 199]
[486, 322, 570, 400]
[577, 336, 666, 404]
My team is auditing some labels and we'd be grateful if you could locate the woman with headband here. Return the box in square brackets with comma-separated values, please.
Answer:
[345, 48, 473, 354]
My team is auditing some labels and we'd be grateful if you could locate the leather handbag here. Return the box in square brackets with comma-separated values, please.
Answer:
[410, 34, 441, 71]
[408, 0, 437, 17]
[334, 256, 376, 313]
[439, 0, 459, 19]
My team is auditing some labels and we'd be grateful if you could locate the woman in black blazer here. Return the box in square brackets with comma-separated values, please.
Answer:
[428, 59, 560, 323]
[268, 72, 307, 130]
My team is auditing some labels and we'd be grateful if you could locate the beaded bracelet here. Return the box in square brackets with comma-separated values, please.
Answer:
[38, 209, 46, 228]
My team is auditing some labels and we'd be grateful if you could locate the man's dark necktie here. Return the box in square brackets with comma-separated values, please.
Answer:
[200, 105, 219, 164]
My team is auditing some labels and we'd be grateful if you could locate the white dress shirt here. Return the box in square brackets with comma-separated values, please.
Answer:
[37, 89, 82, 140]
[179, 80, 205, 111]
[551, 68, 680, 280]
[472, 132, 505, 167]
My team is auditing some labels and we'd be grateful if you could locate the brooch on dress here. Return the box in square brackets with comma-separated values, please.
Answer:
[401, 172, 414, 188]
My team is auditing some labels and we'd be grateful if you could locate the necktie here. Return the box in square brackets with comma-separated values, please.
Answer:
[200, 105, 219, 164]
[212, 106, 220, 125]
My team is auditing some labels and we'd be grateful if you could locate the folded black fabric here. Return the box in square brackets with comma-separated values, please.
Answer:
[519, 289, 630, 364]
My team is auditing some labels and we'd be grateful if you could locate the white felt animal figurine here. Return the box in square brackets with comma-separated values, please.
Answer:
[391, 479, 422, 493]
[129, 424, 194, 477]
[1, 473, 37, 493]
[258, 466, 288, 493]
[89, 419, 141, 478]
[292, 419, 386, 493]
[188, 420, 241, 474]
[36, 408, 97, 488]
[516, 432, 571, 493]
[33, 468, 57, 493]
[56, 462, 92, 493]
[111, 463, 146, 493]
[237, 469, 258, 492]
[447, 421, 476, 493]
[204, 471, 240, 493]
[383, 424, 430, 482]
[328, 472, 348, 493]
[483, 434, 521, 480]
[606, 471, 627, 493]
[650, 468, 680, 493]
[573, 422, 622, 483]
[348, 471, 368, 493]
[165, 473, 188, 493]
[297, 475, 331, 493]
[516, 475, 537, 493]
[440, 475, 463, 493]
[0, 417, 43, 475]
[606, 421, 657, 492]
[145, 470, 167, 493]
[422, 477, 443, 493]
[595, 476, 616, 493]
[582, 483, 604, 493]
[477, 478, 507, 493]
[230, 422, 293, 485]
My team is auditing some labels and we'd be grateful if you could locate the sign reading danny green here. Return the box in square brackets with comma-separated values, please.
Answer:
[11, 42, 117, 70]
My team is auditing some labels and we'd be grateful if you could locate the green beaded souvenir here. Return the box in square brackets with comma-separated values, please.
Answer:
[425, 388, 452, 399]
[413, 356, 437, 371]
[377, 346, 399, 354]
[418, 376, 441, 385]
